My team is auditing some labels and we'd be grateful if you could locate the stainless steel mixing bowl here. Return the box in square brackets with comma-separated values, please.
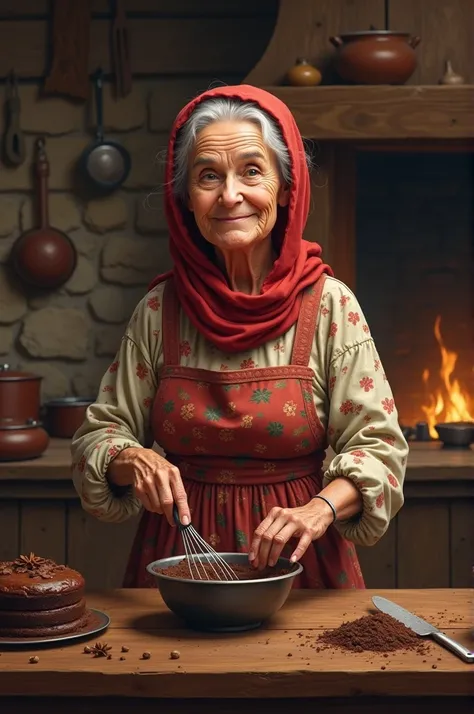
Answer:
[146, 553, 303, 632]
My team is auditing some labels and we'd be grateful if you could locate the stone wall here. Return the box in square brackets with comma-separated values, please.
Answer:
[0, 78, 218, 400]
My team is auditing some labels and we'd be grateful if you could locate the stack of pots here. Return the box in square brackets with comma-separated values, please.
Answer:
[0, 364, 49, 461]
[43, 397, 94, 439]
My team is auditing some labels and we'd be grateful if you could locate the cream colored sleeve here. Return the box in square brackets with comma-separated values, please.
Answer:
[319, 280, 408, 546]
[70, 285, 165, 523]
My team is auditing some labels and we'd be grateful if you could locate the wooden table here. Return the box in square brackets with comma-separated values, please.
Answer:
[0, 589, 472, 713]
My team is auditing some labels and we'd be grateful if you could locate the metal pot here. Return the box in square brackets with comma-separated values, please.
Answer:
[329, 30, 420, 85]
[435, 422, 474, 448]
[44, 397, 94, 439]
[0, 419, 50, 461]
[0, 364, 42, 425]
[80, 68, 131, 192]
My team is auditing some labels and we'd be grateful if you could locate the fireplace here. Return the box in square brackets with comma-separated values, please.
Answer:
[354, 148, 474, 432]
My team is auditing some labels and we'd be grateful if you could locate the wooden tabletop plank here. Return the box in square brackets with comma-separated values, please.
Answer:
[85, 588, 472, 631]
[0, 590, 472, 699]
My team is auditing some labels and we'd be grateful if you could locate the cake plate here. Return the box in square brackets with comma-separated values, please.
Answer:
[0, 608, 110, 648]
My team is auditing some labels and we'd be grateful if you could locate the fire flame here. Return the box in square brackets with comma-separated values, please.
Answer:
[421, 315, 474, 439]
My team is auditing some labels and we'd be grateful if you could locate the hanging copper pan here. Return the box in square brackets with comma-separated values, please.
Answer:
[11, 137, 77, 290]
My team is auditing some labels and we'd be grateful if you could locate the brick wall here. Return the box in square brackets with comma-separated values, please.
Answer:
[0, 3, 276, 401]
[355, 151, 474, 428]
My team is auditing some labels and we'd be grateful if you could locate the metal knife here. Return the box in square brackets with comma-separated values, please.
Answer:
[372, 596, 474, 663]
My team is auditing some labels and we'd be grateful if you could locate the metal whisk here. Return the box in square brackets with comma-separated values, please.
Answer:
[173, 505, 238, 581]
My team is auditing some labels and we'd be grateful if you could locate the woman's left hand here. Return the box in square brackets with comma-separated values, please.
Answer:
[249, 499, 334, 570]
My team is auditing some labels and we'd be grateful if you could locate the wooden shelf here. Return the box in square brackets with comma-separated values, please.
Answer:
[262, 85, 474, 141]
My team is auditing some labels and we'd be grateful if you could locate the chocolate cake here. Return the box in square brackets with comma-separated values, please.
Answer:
[0, 553, 88, 637]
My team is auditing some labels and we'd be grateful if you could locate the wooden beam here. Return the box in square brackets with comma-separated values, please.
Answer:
[0, 17, 274, 77]
[264, 86, 474, 140]
[0, 0, 278, 18]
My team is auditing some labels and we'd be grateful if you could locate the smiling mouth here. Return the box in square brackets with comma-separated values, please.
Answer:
[213, 215, 255, 222]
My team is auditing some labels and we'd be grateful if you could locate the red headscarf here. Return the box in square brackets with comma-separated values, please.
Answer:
[149, 84, 333, 353]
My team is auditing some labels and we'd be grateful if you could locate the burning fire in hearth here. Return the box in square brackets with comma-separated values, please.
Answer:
[421, 316, 474, 439]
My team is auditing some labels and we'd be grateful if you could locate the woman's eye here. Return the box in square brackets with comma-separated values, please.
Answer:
[246, 168, 260, 177]
[201, 172, 218, 181]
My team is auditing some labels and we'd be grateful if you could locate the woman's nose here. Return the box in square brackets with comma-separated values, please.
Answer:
[219, 177, 242, 206]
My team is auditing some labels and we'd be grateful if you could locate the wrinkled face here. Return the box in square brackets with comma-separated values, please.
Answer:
[187, 120, 290, 253]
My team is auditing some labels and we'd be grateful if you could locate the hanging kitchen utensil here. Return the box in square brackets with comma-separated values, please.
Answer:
[44, 0, 92, 101]
[111, 0, 132, 98]
[11, 138, 77, 290]
[80, 68, 131, 191]
[2, 71, 25, 167]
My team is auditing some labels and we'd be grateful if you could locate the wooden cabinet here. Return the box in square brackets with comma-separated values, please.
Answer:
[0, 441, 472, 590]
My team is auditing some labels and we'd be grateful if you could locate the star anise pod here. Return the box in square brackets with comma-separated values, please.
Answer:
[14, 553, 47, 569]
[90, 642, 112, 658]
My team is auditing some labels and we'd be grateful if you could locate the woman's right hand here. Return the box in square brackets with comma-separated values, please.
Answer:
[107, 447, 191, 527]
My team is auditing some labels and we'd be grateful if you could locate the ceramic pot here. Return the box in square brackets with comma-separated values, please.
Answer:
[0, 419, 50, 461]
[44, 397, 94, 439]
[286, 58, 322, 87]
[0, 364, 42, 425]
[329, 31, 420, 85]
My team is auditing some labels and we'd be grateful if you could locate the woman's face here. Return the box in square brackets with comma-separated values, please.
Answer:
[186, 120, 289, 253]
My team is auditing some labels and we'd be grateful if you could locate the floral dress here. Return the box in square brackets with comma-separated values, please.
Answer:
[71, 276, 407, 588]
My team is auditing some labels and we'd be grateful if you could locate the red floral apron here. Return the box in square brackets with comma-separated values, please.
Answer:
[124, 277, 364, 589]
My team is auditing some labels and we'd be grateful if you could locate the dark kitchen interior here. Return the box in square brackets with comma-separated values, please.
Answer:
[0, 1, 473, 709]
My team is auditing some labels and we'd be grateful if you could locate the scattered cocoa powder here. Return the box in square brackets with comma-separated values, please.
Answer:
[154, 560, 291, 581]
[317, 612, 430, 655]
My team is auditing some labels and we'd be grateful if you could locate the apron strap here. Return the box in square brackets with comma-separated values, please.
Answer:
[162, 278, 181, 366]
[291, 275, 327, 367]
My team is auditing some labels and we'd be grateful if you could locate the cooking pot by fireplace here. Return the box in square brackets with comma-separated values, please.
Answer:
[435, 422, 474, 448]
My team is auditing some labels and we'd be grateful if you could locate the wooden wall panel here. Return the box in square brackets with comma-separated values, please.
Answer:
[0, 501, 20, 561]
[389, 0, 474, 84]
[67, 502, 139, 590]
[20, 501, 67, 564]
[450, 501, 474, 587]
[357, 522, 397, 588]
[397, 501, 450, 587]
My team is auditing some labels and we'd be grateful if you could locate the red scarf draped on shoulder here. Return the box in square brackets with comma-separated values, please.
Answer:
[148, 84, 333, 353]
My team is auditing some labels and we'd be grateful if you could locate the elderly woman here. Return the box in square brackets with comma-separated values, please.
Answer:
[71, 84, 407, 588]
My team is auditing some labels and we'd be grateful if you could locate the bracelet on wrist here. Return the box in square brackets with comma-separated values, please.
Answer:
[312, 494, 337, 523]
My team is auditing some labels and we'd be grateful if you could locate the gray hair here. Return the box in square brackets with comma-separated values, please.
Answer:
[172, 97, 307, 202]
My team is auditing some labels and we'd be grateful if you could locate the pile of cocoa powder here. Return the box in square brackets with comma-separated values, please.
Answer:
[317, 611, 430, 655]
[155, 560, 290, 581]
